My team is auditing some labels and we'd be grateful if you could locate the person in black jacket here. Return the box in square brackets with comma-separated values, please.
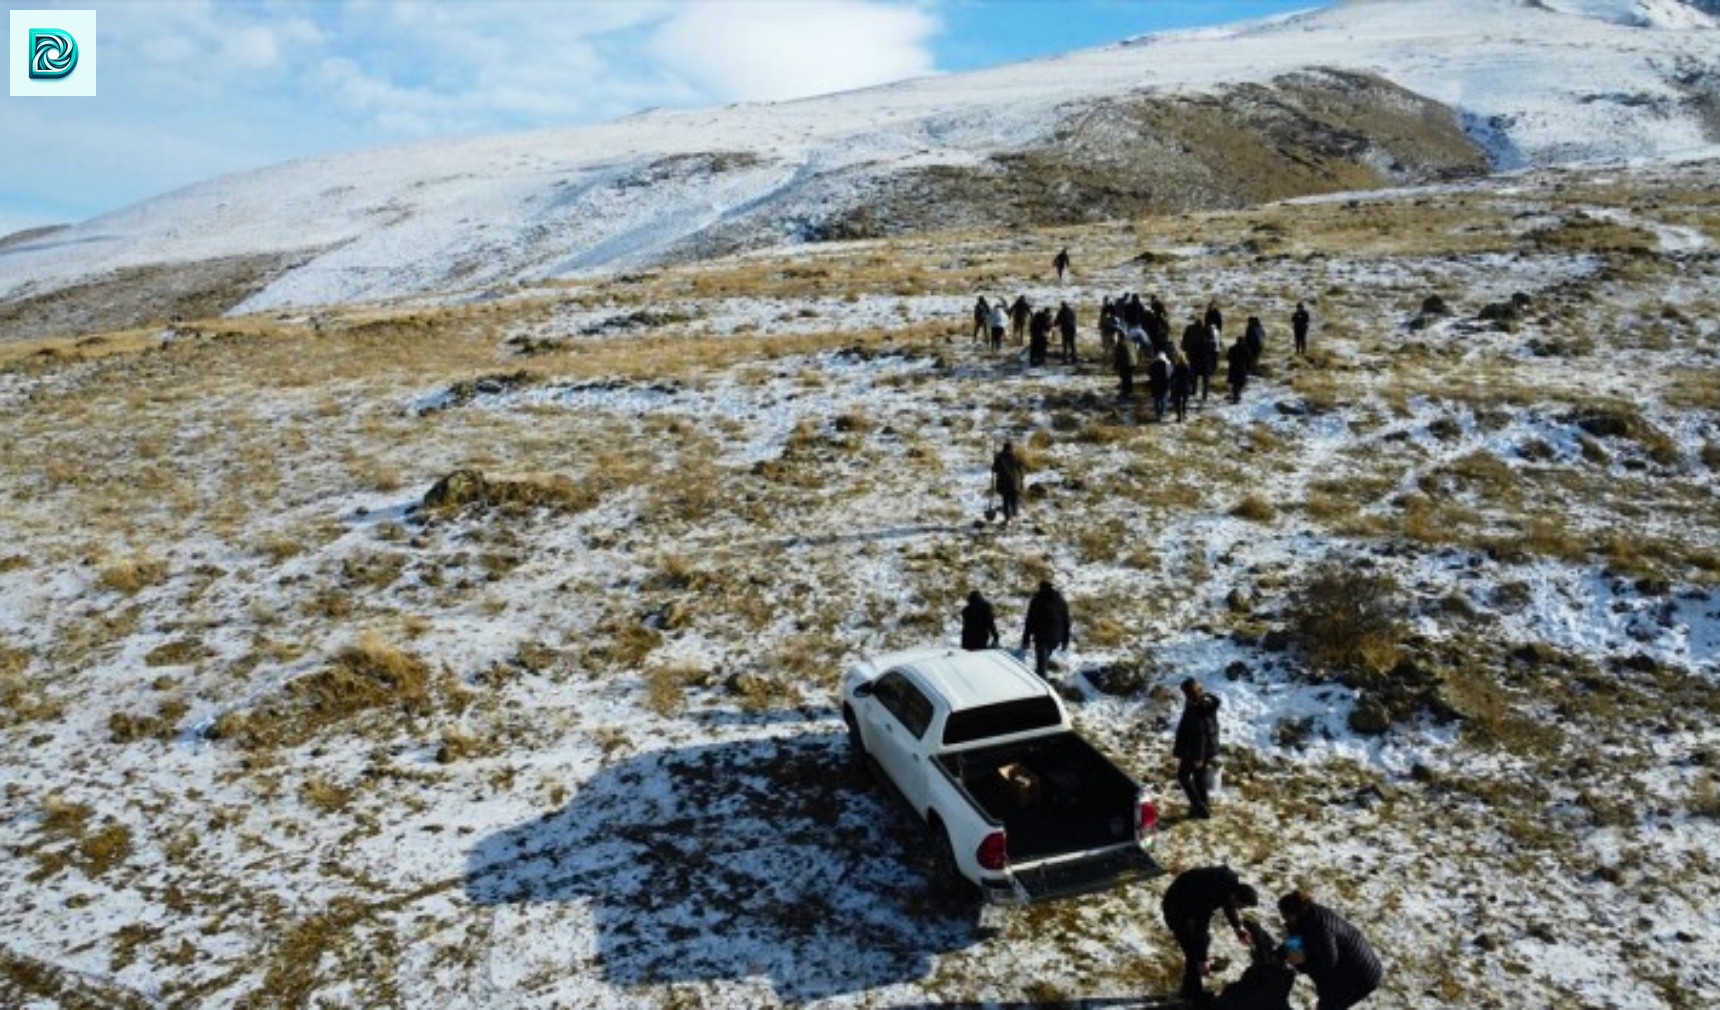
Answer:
[1291, 302, 1311, 356]
[1028, 308, 1051, 366]
[971, 297, 990, 343]
[959, 591, 999, 651]
[1055, 301, 1078, 363]
[1205, 298, 1224, 337]
[1173, 677, 1222, 819]
[990, 441, 1024, 524]
[1113, 334, 1135, 400]
[1181, 316, 1210, 402]
[1169, 350, 1193, 423]
[1020, 579, 1070, 678]
[1162, 865, 1259, 1005]
[1244, 316, 1265, 372]
[1278, 889, 1383, 1010]
[1226, 335, 1250, 404]
[1215, 919, 1297, 1010]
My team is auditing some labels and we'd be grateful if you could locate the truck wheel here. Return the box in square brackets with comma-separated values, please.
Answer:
[842, 706, 867, 766]
[929, 823, 980, 910]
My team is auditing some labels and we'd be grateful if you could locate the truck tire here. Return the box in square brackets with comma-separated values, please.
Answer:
[842, 706, 866, 762]
[928, 819, 980, 909]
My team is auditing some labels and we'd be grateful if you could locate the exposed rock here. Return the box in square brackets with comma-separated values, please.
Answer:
[1420, 294, 1452, 316]
[419, 469, 596, 516]
[1348, 697, 1393, 735]
[1084, 662, 1150, 697]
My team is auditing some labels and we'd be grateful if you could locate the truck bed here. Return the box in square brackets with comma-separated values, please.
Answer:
[936, 731, 1140, 863]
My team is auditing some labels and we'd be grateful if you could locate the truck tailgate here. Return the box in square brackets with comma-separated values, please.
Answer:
[1014, 845, 1164, 903]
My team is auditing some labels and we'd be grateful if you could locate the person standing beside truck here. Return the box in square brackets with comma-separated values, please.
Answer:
[960, 591, 1000, 651]
[1173, 677, 1222, 820]
[1162, 865, 1260, 1006]
[1020, 579, 1070, 679]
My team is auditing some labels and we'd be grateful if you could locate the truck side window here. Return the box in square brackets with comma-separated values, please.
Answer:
[875, 671, 934, 740]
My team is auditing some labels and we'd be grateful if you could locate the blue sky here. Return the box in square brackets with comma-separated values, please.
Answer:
[0, 2, 1324, 234]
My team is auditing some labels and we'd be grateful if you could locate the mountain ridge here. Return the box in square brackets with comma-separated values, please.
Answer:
[1, 0, 1718, 335]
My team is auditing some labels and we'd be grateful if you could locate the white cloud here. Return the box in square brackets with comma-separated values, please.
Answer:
[649, 1, 939, 102]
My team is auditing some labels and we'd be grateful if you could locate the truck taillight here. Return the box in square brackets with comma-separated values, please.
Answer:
[977, 831, 1008, 871]
[1138, 798, 1159, 835]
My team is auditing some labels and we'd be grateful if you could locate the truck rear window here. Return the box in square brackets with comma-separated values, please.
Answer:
[942, 697, 1062, 745]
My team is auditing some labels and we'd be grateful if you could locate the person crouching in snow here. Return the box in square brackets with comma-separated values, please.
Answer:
[1277, 888, 1383, 1010]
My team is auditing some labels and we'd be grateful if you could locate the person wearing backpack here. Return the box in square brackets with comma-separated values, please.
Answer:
[1052, 246, 1071, 282]
[971, 296, 990, 344]
[988, 300, 1008, 351]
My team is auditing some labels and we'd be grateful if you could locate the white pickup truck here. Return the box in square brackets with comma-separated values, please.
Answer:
[841, 646, 1163, 904]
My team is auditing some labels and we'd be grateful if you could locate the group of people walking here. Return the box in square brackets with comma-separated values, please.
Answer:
[963, 252, 1362, 1006]
[969, 285, 1315, 421]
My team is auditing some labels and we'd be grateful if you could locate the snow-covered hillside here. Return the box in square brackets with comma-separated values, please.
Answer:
[1, 0, 1717, 319]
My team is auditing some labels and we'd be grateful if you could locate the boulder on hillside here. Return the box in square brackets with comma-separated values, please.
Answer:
[419, 469, 596, 516]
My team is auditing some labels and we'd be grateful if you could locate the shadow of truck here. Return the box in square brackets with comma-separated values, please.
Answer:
[466, 732, 983, 1002]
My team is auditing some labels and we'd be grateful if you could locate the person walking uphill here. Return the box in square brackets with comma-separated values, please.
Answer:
[990, 441, 1024, 525]
[1226, 334, 1250, 404]
[1020, 579, 1070, 678]
[1173, 677, 1222, 819]
[1163, 866, 1260, 1006]
[972, 296, 990, 344]
[1113, 330, 1136, 400]
[988, 300, 1008, 351]
[1055, 301, 1078, 363]
[1277, 889, 1382, 1010]
[1010, 295, 1032, 345]
[1053, 246, 1071, 282]
[1028, 308, 1051, 366]
[960, 591, 999, 651]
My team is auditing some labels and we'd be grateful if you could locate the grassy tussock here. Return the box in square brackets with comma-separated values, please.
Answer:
[1290, 564, 1405, 679]
[96, 555, 168, 594]
[211, 632, 449, 749]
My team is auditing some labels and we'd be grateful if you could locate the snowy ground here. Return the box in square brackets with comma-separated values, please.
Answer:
[1, 159, 1718, 1008]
